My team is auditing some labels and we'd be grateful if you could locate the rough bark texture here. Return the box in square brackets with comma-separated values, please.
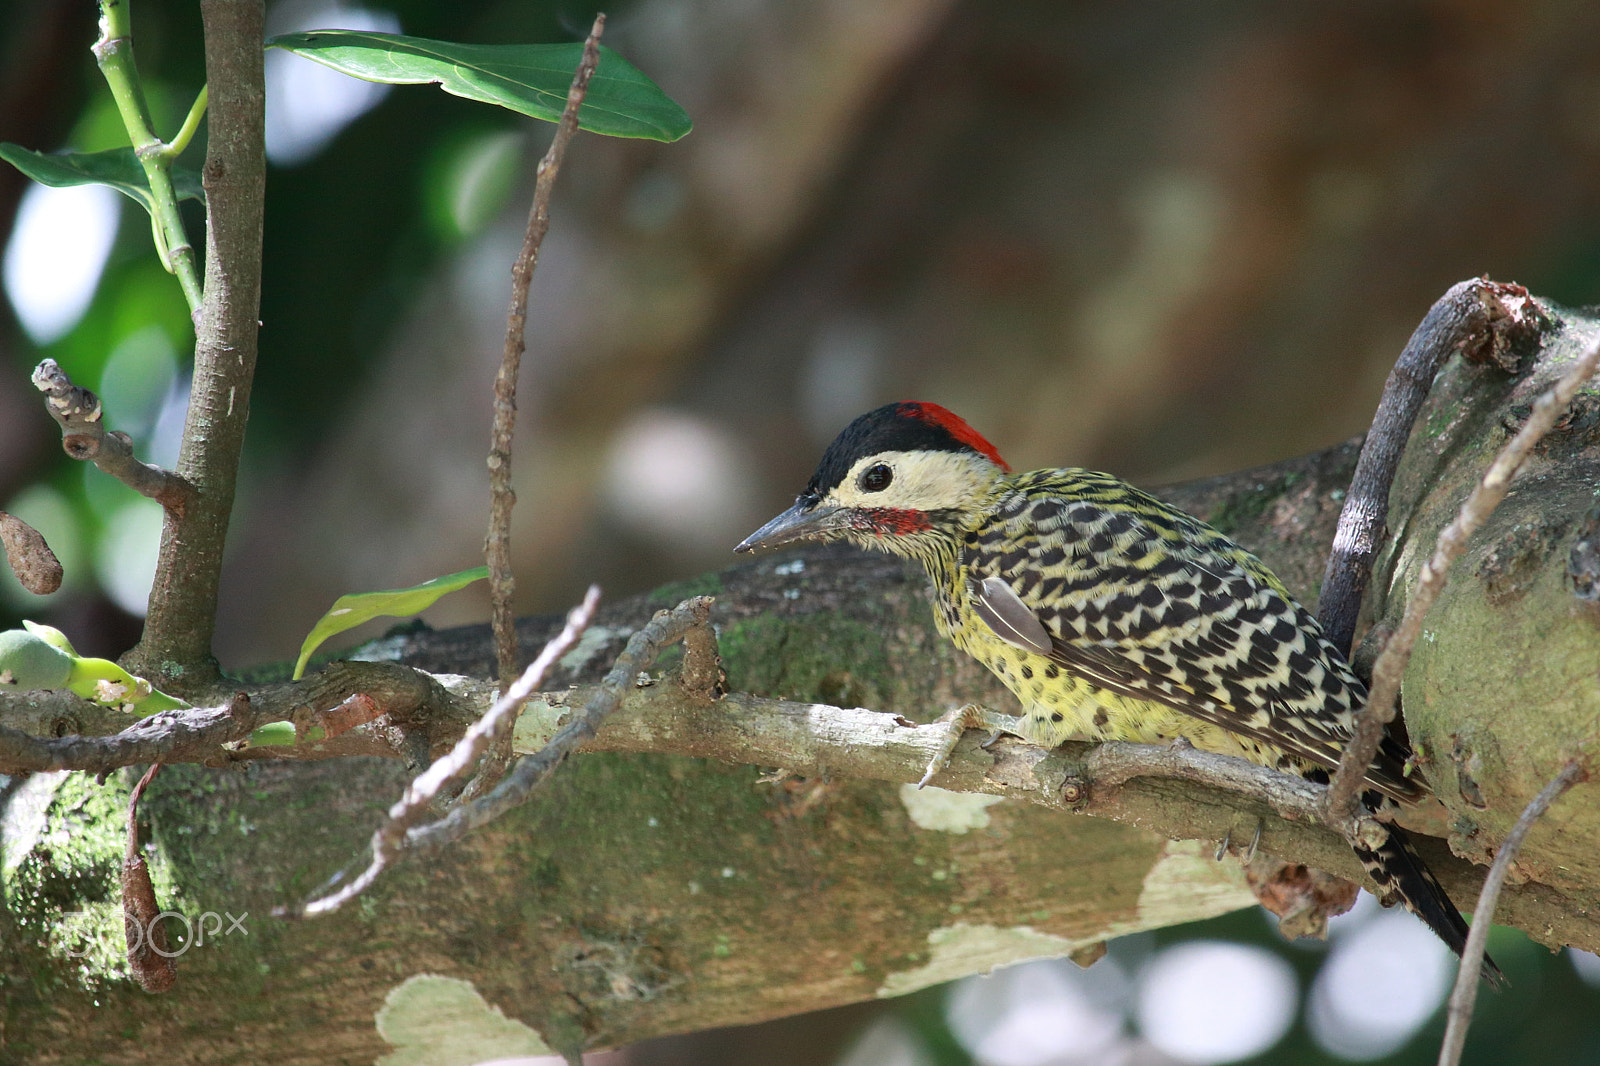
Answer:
[2, 313, 1598, 1060]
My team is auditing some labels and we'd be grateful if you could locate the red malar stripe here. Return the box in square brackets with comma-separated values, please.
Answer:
[856, 507, 933, 535]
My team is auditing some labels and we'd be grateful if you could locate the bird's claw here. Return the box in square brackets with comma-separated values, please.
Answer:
[918, 704, 1017, 788]
[1216, 819, 1264, 863]
[1244, 820, 1263, 864]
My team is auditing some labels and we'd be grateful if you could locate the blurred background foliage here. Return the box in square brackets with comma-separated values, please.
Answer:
[4, 0, 1600, 1063]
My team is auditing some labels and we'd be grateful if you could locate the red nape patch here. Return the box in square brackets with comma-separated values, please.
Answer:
[856, 507, 933, 536]
[896, 402, 1010, 470]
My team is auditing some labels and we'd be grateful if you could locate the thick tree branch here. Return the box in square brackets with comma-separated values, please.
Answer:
[504, 677, 1600, 954]
[0, 693, 254, 773]
[0, 660, 471, 772]
[408, 594, 715, 853]
[296, 587, 601, 917]
[1326, 330, 1600, 821]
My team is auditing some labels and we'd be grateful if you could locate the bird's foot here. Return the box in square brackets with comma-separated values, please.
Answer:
[1215, 819, 1265, 863]
[918, 703, 1022, 788]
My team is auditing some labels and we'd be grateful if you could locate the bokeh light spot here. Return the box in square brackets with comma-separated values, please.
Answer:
[94, 499, 165, 617]
[835, 1017, 932, 1066]
[604, 410, 755, 549]
[265, 1, 401, 166]
[946, 957, 1129, 1065]
[3, 181, 121, 344]
[1135, 940, 1296, 1064]
[1307, 906, 1453, 1060]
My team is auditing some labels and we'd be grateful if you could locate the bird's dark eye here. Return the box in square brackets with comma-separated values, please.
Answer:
[860, 463, 894, 492]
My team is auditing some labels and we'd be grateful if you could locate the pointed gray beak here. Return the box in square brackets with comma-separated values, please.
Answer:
[734, 496, 846, 553]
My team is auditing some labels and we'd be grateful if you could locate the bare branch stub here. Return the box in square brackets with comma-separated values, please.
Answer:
[471, 13, 607, 803]
[680, 616, 726, 701]
[30, 359, 197, 516]
[1325, 333, 1600, 823]
[1568, 501, 1600, 607]
[1318, 278, 1552, 657]
[0, 510, 63, 594]
[1437, 759, 1587, 1066]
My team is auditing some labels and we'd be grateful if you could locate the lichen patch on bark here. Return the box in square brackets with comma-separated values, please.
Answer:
[376, 974, 553, 1066]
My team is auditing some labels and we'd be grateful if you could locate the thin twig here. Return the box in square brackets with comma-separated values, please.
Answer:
[1318, 279, 1547, 655]
[679, 615, 727, 700]
[0, 659, 457, 773]
[0, 694, 253, 774]
[1326, 333, 1600, 822]
[406, 596, 715, 853]
[1437, 759, 1586, 1066]
[294, 586, 602, 917]
[472, 13, 606, 802]
[123, 762, 175, 992]
[30, 359, 197, 516]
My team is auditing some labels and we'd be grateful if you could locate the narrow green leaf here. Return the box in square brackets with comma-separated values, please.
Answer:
[0, 144, 204, 217]
[294, 565, 489, 679]
[264, 32, 691, 142]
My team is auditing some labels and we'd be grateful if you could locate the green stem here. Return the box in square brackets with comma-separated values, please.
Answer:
[161, 85, 209, 161]
[92, 0, 204, 313]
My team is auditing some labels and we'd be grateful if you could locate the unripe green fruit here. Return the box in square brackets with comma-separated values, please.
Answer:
[0, 628, 73, 690]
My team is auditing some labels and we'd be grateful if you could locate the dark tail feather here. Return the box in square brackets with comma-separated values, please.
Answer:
[1353, 822, 1507, 990]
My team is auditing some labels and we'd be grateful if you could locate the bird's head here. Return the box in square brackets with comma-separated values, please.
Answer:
[735, 401, 1010, 555]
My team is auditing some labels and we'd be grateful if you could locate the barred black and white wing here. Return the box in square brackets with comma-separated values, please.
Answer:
[967, 469, 1420, 802]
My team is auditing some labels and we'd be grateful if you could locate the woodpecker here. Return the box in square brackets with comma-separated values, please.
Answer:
[736, 400, 1501, 985]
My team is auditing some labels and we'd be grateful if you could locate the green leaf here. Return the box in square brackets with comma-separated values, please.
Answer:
[294, 565, 489, 680]
[264, 32, 691, 142]
[0, 144, 204, 217]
